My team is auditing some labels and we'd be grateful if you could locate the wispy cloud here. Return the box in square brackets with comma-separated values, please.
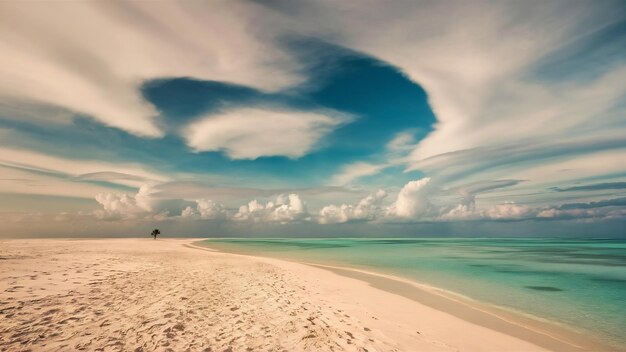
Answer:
[552, 182, 626, 192]
[0, 147, 169, 198]
[0, 1, 302, 136]
[278, 0, 626, 193]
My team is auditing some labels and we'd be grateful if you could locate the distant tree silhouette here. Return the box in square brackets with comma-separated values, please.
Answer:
[151, 229, 160, 240]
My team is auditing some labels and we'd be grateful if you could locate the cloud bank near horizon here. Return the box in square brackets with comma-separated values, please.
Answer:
[83, 177, 626, 227]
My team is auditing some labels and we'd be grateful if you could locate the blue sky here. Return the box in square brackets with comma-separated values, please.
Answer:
[0, 1, 625, 237]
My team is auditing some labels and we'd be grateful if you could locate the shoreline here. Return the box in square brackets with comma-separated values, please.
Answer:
[304, 263, 612, 352]
[0, 238, 620, 351]
[191, 240, 618, 352]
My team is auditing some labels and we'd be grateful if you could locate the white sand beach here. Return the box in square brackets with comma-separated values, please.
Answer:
[0, 239, 612, 351]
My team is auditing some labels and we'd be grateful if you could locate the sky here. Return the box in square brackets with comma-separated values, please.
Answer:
[1, 0, 625, 238]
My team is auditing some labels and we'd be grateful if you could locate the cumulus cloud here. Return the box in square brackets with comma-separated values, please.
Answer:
[439, 203, 477, 221]
[183, 107, 348, 159]
[387, 178, 434, 219]
[320, 176, 460, 224]
[441, 201, 534, 221]
[94, 186, 152, 220]
[534, 197, 626, 221]
[484, 202, 533, 220]
[537, 208, 626, 221]
[94, 184, 192, 220]
[94, 186, 224, 221]
[322, 176, 625, 223]
[439, 179, 523, 218]
[92, 186, 310, 223]
[321, 177, 552, 223]
[234, 194, 308, 223]
[440, 196, 626, 222]
[318, 190, 387, 224]
[92, 182, 314, 224]
[181, 199, 228, 220]
[0, 1, 301, 136]
[83, 179, 626, 224]
[95, 193, 144, 220]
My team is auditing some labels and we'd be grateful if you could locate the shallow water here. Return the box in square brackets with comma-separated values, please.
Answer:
[201, 238, 626, 348]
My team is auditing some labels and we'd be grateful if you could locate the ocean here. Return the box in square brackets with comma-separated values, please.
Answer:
[200, 237, 626, 348]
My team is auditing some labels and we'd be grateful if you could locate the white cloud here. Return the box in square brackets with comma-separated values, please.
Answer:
[329, 132, 419, 186]
[181, 199, 228, 220]
[79, 178, 626, 225]
[285, 1, 596, 149]
[441, 201, 533, 221]
[387, 178, 433, 219]
[318, 189, 387, 224]
[439, 204, 478, 221]
[94, 184, 192, 220]
[0, 165, 123, 199]
[234, 194, 308, 223]
[281, 0, 626, 194]
[196, 199, 228, 219]
[183, 107, 348, 159]
[538, 204, 626, 222]
[0, 147, 167, 187]
[331, 162, 387, 186]
[95, 184, 158, 220]
[319, 177, 543, 223]
[181, 206, 195, 218]
[501, 149, 626, 192]
[484, 202, 533, 220]
[386, 132, 418, 154]
[317, 205, 351, 224]
[94, 193, 145, 220]
[0, 1, 302, 136]
[321, 177, 545, 223]
[0, 148, 169, 199]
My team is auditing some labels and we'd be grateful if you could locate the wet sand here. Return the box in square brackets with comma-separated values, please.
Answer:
[306, 264, 615, 352]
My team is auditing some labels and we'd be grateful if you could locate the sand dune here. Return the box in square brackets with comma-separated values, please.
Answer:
[0, 239, 589, 351]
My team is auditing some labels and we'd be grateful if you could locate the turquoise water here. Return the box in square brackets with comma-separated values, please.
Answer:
[201, 238, 626, 348]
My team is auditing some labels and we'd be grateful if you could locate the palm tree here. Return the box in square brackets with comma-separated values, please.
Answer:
[151, 229, 160, 240]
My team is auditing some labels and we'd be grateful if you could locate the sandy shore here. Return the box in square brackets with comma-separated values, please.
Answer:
[0, 239, 612, 351]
